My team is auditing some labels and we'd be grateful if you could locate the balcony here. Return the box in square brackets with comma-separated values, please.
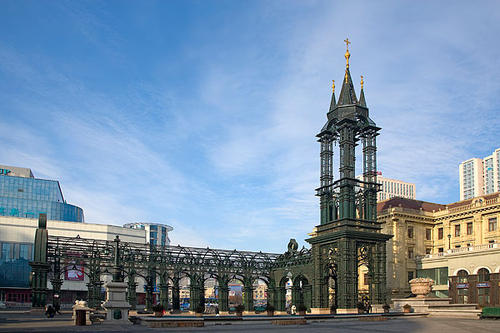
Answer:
[417, 242, 499, 260]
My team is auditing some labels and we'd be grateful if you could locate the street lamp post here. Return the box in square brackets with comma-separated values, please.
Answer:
[447, 234, 451, 250]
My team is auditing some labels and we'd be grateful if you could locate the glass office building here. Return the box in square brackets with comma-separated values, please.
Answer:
[0, 165, 84, 222]
[123, 222, 173, 246]
[0, 165, 85, 304]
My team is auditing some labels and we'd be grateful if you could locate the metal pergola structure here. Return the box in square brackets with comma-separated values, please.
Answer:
[31, 222, 285, 313]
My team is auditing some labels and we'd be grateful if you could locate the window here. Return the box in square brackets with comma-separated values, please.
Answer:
[425, 248, 431, 255]
[455, 224, 460, 237]
[1, 243, 11, 261]
[408, 271, 414, 282]
[457, 270, 468, 283]
[408, 226, 414, 239]
[457, 270, 469, 304]
[467, 222, 473, 235]
[19, 244, 30, 260]
[438, 228, 443, 240]
[488, 218, 497, 232]
[478, 288, 490, 306]
[478, 268, 491, 306]
[408, 248, 414, 259]
[438, 247, 444, 253]
[478, 268, 490, 282]
[426, 228, 432, 240]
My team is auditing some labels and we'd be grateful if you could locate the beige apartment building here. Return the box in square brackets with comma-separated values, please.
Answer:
[357, 173, 416, 201]
[459, 148, 500, 200]
[376, 193, 500, 306]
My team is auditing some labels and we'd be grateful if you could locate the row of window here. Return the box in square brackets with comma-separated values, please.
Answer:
[406, 226, 432, 240]
[0, 176, 64, 202]
[0, 242, 33, 262]
[382, 181, 414, 198]
[435, 218, 497, 239]
[0, 199, 83, 222]
[456, 269, 492, 305]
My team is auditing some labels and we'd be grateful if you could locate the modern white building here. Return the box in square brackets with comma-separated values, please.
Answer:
[357, 172, 416, 201]
[459, 148, 500, 201]
[0, 216, 148, 306]
[123, 222, 173, 246]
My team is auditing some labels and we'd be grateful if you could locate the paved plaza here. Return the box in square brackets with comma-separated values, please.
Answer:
[1, 312, 500, 333]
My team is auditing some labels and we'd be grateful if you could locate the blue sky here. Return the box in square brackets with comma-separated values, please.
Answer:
[1, 1, 499, 252]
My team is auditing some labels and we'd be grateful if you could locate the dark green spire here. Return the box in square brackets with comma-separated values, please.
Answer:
[329, 80, 336, 112]
[358, 75, 366, 107]
[337, 68, 357, 106]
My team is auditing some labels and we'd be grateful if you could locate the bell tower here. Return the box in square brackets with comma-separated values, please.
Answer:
[307, 39, 392, 313]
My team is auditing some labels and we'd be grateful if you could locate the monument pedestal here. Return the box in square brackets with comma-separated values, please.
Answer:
[392, 297, 481, 319]
[102, 281, 131, 323]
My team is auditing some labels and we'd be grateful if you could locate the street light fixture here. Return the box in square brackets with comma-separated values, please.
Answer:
[447, 234, 451, 249]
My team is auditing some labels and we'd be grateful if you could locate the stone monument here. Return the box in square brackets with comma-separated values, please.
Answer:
[102, 236, 131, 323]
[102, 281, 131, 322]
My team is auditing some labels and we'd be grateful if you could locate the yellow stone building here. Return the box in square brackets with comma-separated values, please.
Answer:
[373, 193, 500, 305]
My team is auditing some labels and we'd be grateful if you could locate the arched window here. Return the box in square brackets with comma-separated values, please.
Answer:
[478, 268, 490, 282]
[457, 270, 468, 283]
[456, 270, 469, 304]
[477, 268, 490, 306]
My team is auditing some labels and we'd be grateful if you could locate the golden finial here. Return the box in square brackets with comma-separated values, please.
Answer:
[344, 38, 351, 68]
[345, 70, 348, 82]
[344, 38, 351, 50]
[360, 75, 364, 90]
[331, 80, 335, 93]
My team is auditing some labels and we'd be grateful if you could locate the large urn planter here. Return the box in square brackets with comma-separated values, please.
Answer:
[409, 278, 434, 298]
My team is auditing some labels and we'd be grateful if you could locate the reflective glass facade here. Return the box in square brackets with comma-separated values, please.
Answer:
[0, 242, 32, 288]
[0, 174, 84, 222]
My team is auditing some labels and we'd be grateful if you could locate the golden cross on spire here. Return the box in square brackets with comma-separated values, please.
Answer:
[332, 80, 335, 93]
[344, 38, 351, 50]
[360, 75, 364, 89]
[344, 38, 351, 68]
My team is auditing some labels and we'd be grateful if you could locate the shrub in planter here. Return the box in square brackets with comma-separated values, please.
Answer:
[382, 304, 390, 313]
[152, 303, 164, 317]
[265, 304, 275, 316]
[403, 304, 412, 313]
[235, 304, 245, 316]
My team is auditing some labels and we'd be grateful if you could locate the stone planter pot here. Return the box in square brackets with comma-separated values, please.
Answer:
[409, 278, 434, 298]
